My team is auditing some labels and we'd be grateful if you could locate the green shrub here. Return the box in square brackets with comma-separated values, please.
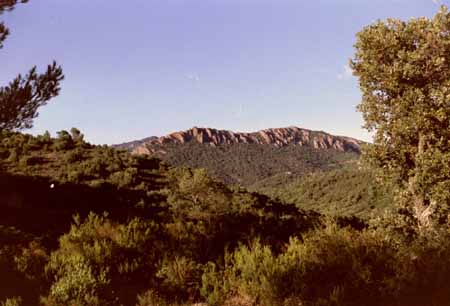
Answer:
[0, 148, 9, 159]
[14, 241, 48, 281]
[202, 219, 450, 306]
[43, 258, 107, 306]
[108, 167, 138, 188]
[200, 261, 233, 306]
[54, 130, 74, 151]
[135, 290, 168, 306]
[230, 240, 281, 305]
[156, 256, 203, 301]
[65, 149, 84, 163]
[0, 297, 22, 306]
[67, 169, 83, 183]
[273, 224, 397, 306]
[44, 213, 161, 306]
[7, 149, 18, 163]
[203, 223, 386, 305]
[135, 290, 194, 306]
[18, 156, 46, 167]
[388, 229, 450, 306]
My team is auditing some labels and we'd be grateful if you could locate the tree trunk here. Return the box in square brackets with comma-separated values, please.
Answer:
[410, 133, 434, 230]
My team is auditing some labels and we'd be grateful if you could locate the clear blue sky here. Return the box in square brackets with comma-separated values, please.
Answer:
[0, 0, 444, 144]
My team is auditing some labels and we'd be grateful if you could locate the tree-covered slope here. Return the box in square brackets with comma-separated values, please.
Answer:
[145, 141, 391, 218]
[263, 166, 395, 218]
[3, 131, 450, 306]
[0, 129, 334, 305]
[150, 142, 359, 188]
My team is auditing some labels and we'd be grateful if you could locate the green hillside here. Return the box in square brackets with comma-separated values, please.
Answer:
[148, 142, 393, 218]
[2, 130, 450, 306]
[152, 142, 358, 187]
[0, 130, 332, 305]
[262, 166, 395, 218]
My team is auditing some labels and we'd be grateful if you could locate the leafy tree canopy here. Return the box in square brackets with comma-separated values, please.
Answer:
[351, 6, 450, 224]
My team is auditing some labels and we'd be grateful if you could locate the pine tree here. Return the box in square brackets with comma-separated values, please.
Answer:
[0, 0, 64, 131]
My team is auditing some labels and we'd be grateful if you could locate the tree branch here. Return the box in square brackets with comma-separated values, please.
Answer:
[0, 62, 64, 130]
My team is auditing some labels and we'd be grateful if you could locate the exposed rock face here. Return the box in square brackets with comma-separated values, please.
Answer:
[130, 126, 362, 155]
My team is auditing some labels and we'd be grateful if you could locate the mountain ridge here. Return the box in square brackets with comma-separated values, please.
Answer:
[116, 126, 363, 155]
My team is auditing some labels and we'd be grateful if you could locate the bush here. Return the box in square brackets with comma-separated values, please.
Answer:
[14, 241, 48, 281]
[18, 156, 46, 167]
[202, 220, 450, 306]
[65, 149, 84, 163]
[135, 290, 168, 306]
[54, 130, 74, 151]
[108, 167, 138, 189]
[0, 148, 9, 159]
[200, 258, 235, 306]
[389, 229, 450, 305]
[230, 241, 281, 305]
[156, 256, 203, 301]
[7, 149, 18, 163]
[0, 297, 22, 306]
[44, 213, 161, 306]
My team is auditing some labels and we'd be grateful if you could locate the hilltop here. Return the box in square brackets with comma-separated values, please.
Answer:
[116, 126, 362, 154]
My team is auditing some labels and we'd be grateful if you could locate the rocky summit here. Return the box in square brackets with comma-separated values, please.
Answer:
[126, 126, 362, 155]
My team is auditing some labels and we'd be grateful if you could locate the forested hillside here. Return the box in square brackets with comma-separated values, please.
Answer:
[150, 142, 358, 187]
[0, 130, 330, 305]
[259, 166, 395, 218]
[2, 130, 450, 306]
[122, 134, 392, 219]
[117, 127, 390, 217]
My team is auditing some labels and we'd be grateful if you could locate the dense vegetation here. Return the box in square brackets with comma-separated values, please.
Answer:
[151, 142, 358, 188]
[147, 142, 395, 218]
[352, 6, 450, 227]
[261, 166, 395, 218]
[1, 130, 450, 306]
[0, 130, 333, 305]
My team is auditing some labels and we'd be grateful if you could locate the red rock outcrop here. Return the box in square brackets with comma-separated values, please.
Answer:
[131, 126, 362, 155]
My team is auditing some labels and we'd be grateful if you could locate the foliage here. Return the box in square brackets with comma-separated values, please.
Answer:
[0, 297, 22, 306]
[0, 1, 28, 49]
[152, 142, 358, 188]
[0, 131, 323, 305]
[266, 166, 395, 218]
[351, 6, 450, 223]
[200, 261, 233, 306]
[14, 241, 48, 281]
[0, 225, 44, 305]
[0, 1, 63, 131]
[1, 130, 450, 305]
[44, 213, 161, 306]
[135, 290, 168, 306]
[202, 220, 450, 306]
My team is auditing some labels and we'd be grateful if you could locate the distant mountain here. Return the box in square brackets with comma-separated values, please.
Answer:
[112, 136, 157, 151]
[117, 126, 363, 189]
[127, 126, 362, 155]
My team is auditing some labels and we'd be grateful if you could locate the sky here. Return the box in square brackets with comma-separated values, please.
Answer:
[0, 0, 445, 144]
